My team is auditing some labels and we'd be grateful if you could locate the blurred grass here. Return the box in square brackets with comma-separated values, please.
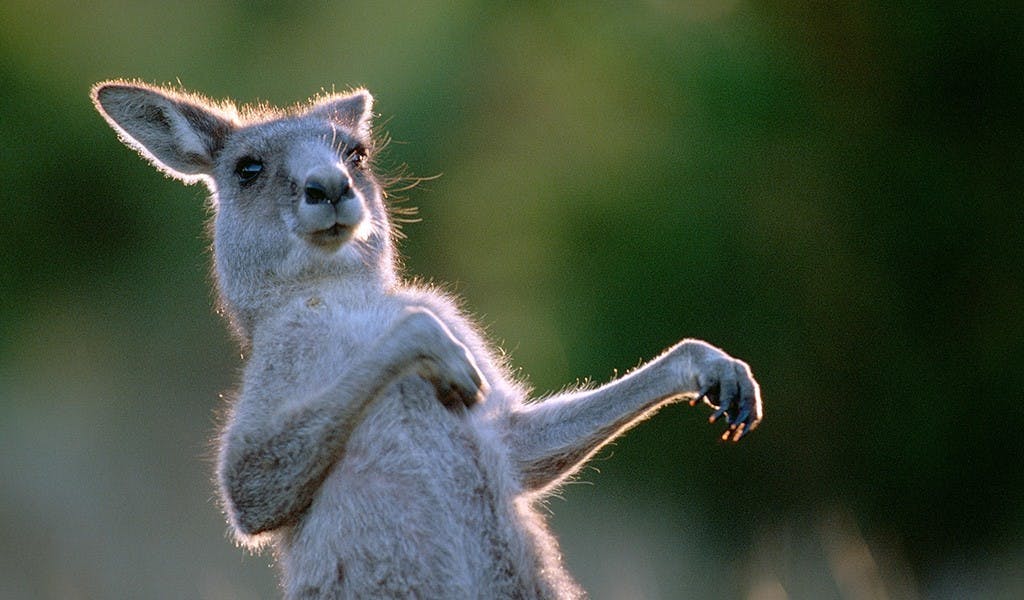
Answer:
[1, 1, 1022, 598]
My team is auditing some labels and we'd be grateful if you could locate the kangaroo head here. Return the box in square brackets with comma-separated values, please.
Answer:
[92, 81, 395, 342]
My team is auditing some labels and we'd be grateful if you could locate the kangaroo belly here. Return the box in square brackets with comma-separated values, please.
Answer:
[277, 375, 541, 599]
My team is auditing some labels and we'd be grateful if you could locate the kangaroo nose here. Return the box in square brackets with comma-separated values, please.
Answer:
[304, 167, 352, 205]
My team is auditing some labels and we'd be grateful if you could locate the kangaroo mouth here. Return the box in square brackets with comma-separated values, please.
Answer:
[307, 223, 353, 248]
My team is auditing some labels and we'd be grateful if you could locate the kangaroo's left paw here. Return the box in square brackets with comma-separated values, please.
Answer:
[691, 355, 762, 442]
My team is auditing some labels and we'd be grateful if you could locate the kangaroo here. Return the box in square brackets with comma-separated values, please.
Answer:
[92, 80, 763, 599]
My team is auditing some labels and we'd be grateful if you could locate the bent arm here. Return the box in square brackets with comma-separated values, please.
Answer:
[219, 342, 412, 537]
[506, 339, 760, 493]
[218, 309, 485, 538]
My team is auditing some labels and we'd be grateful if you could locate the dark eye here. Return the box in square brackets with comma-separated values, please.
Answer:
[347, 144, 368, 168]
[235, 157, 263, 184]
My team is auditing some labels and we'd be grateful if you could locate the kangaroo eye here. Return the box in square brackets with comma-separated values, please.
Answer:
[235, 158, 263, 184]
[347, 144, 368, 168]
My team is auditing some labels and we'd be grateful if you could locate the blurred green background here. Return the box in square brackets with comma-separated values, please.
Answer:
[1, 1, 1022, 598]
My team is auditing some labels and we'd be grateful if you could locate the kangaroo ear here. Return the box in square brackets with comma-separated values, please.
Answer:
[309, 89, 373, 137]
[92, 81, 236, 183]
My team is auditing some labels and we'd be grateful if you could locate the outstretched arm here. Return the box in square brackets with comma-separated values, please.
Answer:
[506, 339, 761, 493]
[218, 309, 487, 538]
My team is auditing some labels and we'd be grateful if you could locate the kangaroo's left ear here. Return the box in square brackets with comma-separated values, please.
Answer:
[309, 89, 373, 137]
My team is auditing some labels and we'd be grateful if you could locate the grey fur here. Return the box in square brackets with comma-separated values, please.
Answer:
[92, 81, 763, 599]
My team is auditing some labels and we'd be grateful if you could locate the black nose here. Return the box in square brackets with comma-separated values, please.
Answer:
[304, 173, 352, 205]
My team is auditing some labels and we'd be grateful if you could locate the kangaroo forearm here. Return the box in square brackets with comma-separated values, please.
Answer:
[511, 368, 675, 491]
[510, 341, 713, 491]
[223, 332, 431, 534]
[223, 404, 350, 534]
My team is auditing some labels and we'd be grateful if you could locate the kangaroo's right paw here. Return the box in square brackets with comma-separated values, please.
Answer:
[403, 309, 489, 410]
[418, 341, 489, 410]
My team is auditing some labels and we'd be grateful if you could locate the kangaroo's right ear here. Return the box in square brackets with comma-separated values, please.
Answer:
[92, 81, 237, 183]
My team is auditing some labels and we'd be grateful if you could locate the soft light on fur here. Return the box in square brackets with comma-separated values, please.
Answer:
[92, 80, 763, 599]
